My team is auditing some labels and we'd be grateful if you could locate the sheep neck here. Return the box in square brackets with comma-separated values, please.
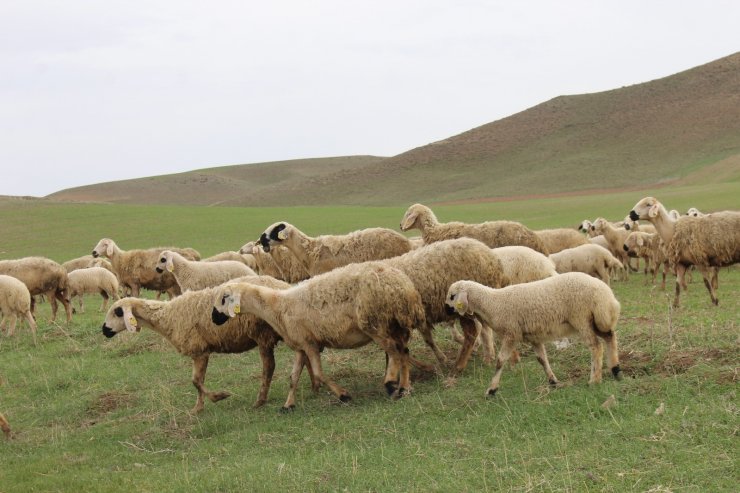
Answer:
[597, 222, 621, 246]
[418, 211, 441, 244]
[237, 284, 285, 334]
[649, 203, 677, 244]
[278, 229, 314, 275]
[129, 298, 173, 340]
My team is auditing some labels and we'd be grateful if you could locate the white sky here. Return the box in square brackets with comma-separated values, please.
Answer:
[1, 1, 738, 197]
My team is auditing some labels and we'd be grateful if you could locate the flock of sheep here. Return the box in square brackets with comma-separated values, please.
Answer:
[0, 196, 738, 435]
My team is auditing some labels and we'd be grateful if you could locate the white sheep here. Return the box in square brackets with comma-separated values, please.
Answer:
[101, 275, 291, 413]
[401, 203, 548, 254]
[0, 274, 37, 343]
[492, 246, 558, 284]
[578, 220, 598, 238]
[686, 207, 705, 217]
[258, 222, 411, 276]
[212, 262, 427, 410]
[623, 232, 670, 288]
[446, 272, 622, 396]
[535, 228, 588, 254]
[156, 250, 256, 292]
[239, 241, 310, 284]
[67, 267, 121, 313]
[629, 197, 740, 306]
[0, 257, 72, 323]
[591, 218, 634, 278]
[549, 244, 623, 285]
[203, 251, 257, 271]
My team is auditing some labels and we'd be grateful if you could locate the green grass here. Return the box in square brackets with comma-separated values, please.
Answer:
[0, 187, 738, 492]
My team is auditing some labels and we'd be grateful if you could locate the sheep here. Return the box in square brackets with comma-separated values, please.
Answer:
[91, 238, 201, 298]
[535, 228, 588, 254]
[203, 251, 257, 271]
[549, 244, 623, 285]
[156, 250, 255, 292]
[623, 232, 670, 288]
[101, 275, 291, 413]
[408, 236, 425, 250]
[686, 207, 704, 218]
[629, 197, 740, 307]
[0, 257, 72, 323]
[258, 222, 412, 276]
[591, 218, 634, 278]
[400, 203, 548, 254]
[0, 412, 10, 439]
[66, 267, 121, 313]
[492, 246, 557, 284]
[445, 272, 621, 396]
[239, 241, 310, 284]
[62, 255, 97, 273]
[0, 274, 37, 343]
[669, 210, 681, 220]
[578, 220, 598, 238]
[211, 262, 427, 410]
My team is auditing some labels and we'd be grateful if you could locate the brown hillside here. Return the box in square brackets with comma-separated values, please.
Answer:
[49, 52, 740, 206]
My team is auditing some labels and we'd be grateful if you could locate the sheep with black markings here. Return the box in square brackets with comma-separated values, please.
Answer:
[0, 274, 37, 343]
[401, 203, 547, 254]
[212, 262, 426, 410]
[101, 275, 291, 413]
[0, 257, 72, 323]
[446, 272, 621, 396]
[92, 238, 200, 298]
[67, 267, 121, 313]
[258, 222, 411, 276]
[549, 244, 623, 285]
[629, 197, 740, 307]
[156, 250, 255, 292]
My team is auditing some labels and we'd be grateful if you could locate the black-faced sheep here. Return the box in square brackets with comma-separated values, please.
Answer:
[446, 273, 621, 396]
[400, 203, 547, 254]
[212, 263, 426, 410]
[629, 197, 740, 307]
[0, 257, 72, 323]
[0, 274, 38, 343]
[156, 250, 255, 292]
[258, 222, 412, 276]
[101, 275, 291, 413]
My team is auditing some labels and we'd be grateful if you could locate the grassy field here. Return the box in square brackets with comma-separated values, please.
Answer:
[0, 187, 738, 492]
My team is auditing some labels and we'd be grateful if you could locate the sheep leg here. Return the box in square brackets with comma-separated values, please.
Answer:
[448, 320, 465, 344]
[190, 354, 230, 414]
[282, 351, 308, 411]
[49, 293, 59, 321]
[383, 353, 401, 395]
[486, 338, 516, 397]
[698, 266, 720, 306]
[532, 343, 558, 386]
[452, 317, 481, 375]
[78, 295, 85, 314]
[478, 321, 496, 365]
[419, 323, 448, 365]
[6, 314, 17, 337]
[253, 345, 276, 408]
[673, 264, 687, 308]
[54, 289, 72, 323]
[303, 346, 352, 404]
[596, 330, 621, 380]
[99, 290, 110, 312]
[374, 333, 411, 398]
[586, 333, 604, 384]
[25, 310, 38, 346]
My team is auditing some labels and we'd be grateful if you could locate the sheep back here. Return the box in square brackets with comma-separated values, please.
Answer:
[0, 257, 68, 296]
[535, 228, 588, 254]
[669, 212, 740, 267]
[0, 274, 32, 315]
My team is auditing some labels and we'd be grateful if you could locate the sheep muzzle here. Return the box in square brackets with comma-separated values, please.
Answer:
[629, 210, 640, 221]
[258, 233, 271, 252]
[102, 324, 117, 338]
[212, 307, 230, 326]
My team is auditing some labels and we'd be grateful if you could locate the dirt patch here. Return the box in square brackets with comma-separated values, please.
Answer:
[86, 391, 136, 418]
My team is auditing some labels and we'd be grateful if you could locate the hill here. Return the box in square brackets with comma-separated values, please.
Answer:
[48, 52, 740, 206]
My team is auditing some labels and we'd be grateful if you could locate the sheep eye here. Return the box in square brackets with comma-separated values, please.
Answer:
[160, 257, 166, 263]
[450, 294, 456, 301]
[221, 295, 227, 305]
[114, 307, 123, 317]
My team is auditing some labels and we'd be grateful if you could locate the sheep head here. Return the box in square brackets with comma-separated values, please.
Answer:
[259, 222, 291, 253]
[102, 301, 140, 338]
[239, 241, 255, 255]
[92, 238, 115, 258]
[212, 286, 241, 326]
[591, 218, 610, 234]
[578, 220, 593, 232]
[686, 207, 703, 217]
[630, 197, 662, 221]
[445, 281, 474, 317]
[156, 250, 175, 274]
[400, 204, 433, 231]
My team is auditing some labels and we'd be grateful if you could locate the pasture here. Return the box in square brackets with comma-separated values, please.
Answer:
[0, 186, 738, 492]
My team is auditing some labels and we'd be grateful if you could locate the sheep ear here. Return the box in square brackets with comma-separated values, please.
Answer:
[227, 293, 241, 317]
[166, 256, 174, 272]
[455, 290, 472, 315]
[106, 242, 114, 257]
[648, 203, 660, 218]
[401, 211, 418, 230]
[123, 306, 139, 333]
[277, 230, 288, 240]
[636, 235, 644, 247]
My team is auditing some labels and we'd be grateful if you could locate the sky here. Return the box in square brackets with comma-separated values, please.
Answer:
[1, 1, 739, 197]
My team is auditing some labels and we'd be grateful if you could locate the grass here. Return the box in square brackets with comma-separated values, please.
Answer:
[0, 187, 738, 492]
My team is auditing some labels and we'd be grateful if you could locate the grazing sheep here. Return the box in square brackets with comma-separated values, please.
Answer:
[0, 257, 72, 323]
[623, 232, 670, 288]
[203, 251, 257, 271]
[0, 412, 10, 439]
[156, 250, 255, 292]
[101, 275, 290, 413]
[400, 203, 547, 254]
[446, 273, 621, 396]
[535, 228, 588, 254]
[258, 222, 412, 276]
[239, 241, 309, 284]
[492, 246, 557, 284]
[629, 197, 740, 306]
[686, 207, 704, 218]
[0, 274, 37, 343]
[91, 238, 200, 298]
[549, 244, 623, 285]
[212, 263, 426, 409]
[67, 267, 121, 313]
[591, 218, 634, 277]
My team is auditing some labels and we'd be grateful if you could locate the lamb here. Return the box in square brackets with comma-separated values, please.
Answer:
[686, 207, 705, 218]
[66, 267, 121, 313]
[629, 197, 740, 306]
[0, 274, 38, 343]
[91, 238, 201, 298]
[156, 250, 255, 292]
[211, 262, 426, 410]
[400, 203, 547, 254]
[203, 251, 257, 271]
[623, 232, 670, 288]
[101, 275, 291, 413]
[535, 228, 588, 254]
[446, 272, 621, 396]
[258, 222, 412, 276]
[591, 218, 634, 278]
[239, 241, 310, 284]
[0, 257, 72, 323]
[549, 244, 623, 285]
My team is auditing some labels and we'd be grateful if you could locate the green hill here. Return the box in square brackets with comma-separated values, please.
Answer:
[47, 52, 740, 206]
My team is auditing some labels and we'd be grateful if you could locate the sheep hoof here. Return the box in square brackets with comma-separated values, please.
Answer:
[209, 391, 231, 402]
[252, 400, 267, 409]
[611, 366, 623, 380]
[548, 379, 558, 388]
[393, 387, 410, 399]
[486, 388, 498, 398]
[339, 394, 352, 404]
[384, 381, 398, 396]
[279, 405, 295, 413]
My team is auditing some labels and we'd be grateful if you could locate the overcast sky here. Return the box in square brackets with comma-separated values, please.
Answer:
[1, 1, 738, 197]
